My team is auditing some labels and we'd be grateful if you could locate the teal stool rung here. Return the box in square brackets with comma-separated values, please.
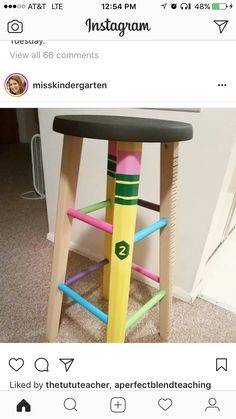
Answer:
[58, 283, 108, 324]
[134, 218, 168, 243]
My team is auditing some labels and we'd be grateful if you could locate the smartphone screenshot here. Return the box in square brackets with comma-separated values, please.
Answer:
[0, 1, 236, 417]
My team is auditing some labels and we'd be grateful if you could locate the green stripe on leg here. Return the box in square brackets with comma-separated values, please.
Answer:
[115, 197, 138, 205]
[116, 174, 140, 182]
[115, 182, 139, 197]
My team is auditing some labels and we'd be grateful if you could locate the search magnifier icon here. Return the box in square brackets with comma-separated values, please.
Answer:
[63, 398, 77, 411]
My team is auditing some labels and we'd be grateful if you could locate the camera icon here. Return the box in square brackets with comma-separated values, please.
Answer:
[7, 20, 23, 33]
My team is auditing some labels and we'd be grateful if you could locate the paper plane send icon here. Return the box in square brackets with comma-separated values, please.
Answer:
[59, 358, 74, 372]
[214, 20, 228, 33]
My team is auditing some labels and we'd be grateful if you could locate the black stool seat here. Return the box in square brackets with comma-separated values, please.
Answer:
[53, 115, 193, 143]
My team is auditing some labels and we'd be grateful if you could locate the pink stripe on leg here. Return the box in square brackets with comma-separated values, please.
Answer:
[117, 151, 142, 175]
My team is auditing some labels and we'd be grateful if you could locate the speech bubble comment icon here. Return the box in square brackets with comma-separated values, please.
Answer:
[34, 358, 49, 372]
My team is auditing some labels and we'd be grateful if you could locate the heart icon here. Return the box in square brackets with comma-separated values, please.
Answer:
[158, 398, 173, 411]
[9, 358, 24, 371]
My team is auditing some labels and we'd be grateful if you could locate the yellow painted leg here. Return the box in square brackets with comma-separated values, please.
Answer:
[107, 142, 142, 343]
[103, 141, 117, 300]
[159, 142, 179, 341]
[46, 135, 83, 342]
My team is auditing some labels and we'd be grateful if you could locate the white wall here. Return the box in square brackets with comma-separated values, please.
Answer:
[38, 108, 236, 301]
[16, 109, 39, 143]
[194, 137, 236, 293]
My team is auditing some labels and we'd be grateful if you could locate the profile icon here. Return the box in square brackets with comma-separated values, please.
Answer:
[4, 73, 28, 97]
[205, 397, 220, 412]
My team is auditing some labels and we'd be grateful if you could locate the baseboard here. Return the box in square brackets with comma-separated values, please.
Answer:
[47, 233, 195, 303]
[172, 286, 195, 303]
[200, 293, 236, 314]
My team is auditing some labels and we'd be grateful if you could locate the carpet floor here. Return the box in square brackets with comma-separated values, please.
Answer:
[0, 143, 236, 343]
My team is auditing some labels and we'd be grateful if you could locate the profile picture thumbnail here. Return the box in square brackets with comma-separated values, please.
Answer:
[5, 73, 28, 97]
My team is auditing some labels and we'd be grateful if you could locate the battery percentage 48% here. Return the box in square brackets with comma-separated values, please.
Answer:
[195, 3, 211, 8]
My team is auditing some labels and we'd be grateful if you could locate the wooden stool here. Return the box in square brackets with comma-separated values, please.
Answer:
[46, 115, 193, 343]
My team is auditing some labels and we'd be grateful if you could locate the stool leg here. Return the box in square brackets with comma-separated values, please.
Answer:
[107, 142, 142, 343]
[103, 141, 117, 300]
[46, 135, 83, 342]
[159, 142, 179, 341]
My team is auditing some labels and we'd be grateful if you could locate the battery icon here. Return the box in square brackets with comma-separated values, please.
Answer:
[212, 3, 227, 9]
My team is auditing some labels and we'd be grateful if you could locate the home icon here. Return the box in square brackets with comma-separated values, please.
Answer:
[16, 399, 31, 412]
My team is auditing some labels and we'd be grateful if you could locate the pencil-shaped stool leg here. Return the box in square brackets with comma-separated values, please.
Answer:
[46, 135, 83, 342]
[107, 141, 142, 343]
[103, 141, 117, 300]
[159, 142, 179, 341]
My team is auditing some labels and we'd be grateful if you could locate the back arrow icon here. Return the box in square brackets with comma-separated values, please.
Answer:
[214, 20, 229, 33]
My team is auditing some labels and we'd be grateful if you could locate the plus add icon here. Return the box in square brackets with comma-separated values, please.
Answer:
[110, 397, 126, 413]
